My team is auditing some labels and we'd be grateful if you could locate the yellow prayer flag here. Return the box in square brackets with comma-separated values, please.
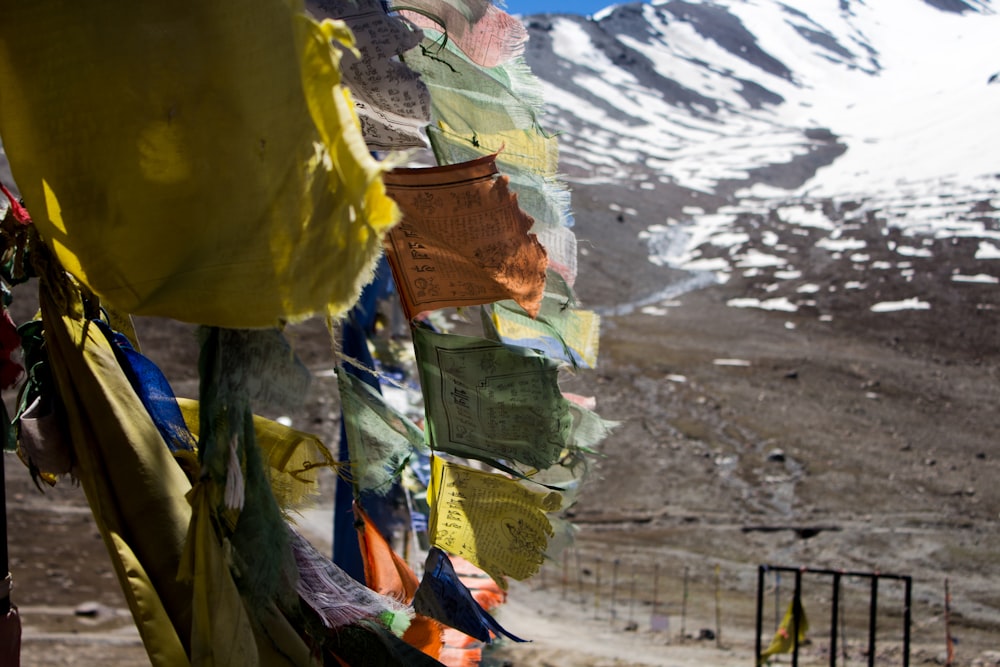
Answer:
[428, 457, 561, 588]
[0, 0, 399, 327]
[760, 597, 809, 663]
[176, 398, 336, 514]
[41, 284, 196, 666]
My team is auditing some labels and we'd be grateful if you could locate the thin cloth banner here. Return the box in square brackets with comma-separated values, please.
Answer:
[0, 0, 400, 327]
[428, 457, 561, 587]
[397, 0, 528, 69]
[353, 504, 446, 660]
[424, 125, 576, 284]
[406, 37, 543, 137]
[288, 528, 447, 666]
[308, 0, 432, 150]
[338, 368, 426, 495]
[354, 503, 420, 603]
[96, 322, 197, 454]
[759, 597, 809, 663]
[383, 153, 547, 319]
[40, 284, 194, 666]
[484, 284, 600, 370]
[413, 547, 525, 644]
[175, 398, 336, 516]
[486, 299, 599, 369]
[412, 326, 572, 473]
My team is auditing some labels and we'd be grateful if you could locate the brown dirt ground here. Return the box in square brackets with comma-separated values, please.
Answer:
[3, 239, 999, 665]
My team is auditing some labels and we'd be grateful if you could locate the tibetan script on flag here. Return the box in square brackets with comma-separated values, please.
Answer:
[413, 326, 572, 472]
[383, 153, 547, 320]
[428, 457, 560, 587]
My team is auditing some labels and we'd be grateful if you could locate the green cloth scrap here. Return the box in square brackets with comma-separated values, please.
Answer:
[413, 325, 572, 473]
[337, 368, 427, 495]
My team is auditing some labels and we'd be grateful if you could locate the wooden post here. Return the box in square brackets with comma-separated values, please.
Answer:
[681, 566, 689, 643]
[944, 578, 954, 667]
[610, 558, 620, 621]
[594, 557, 602, 620]
[628, 560, 637, 623]
[715, 564, 722, 648]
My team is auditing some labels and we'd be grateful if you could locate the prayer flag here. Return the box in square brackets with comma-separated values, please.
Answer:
[290, 528, 410, 632]
[428, 457, 561, 587]
[413, 547, 525, 643]
[354, 503, 447, 660]
[308, 0, 432, 150]
[412, 326, 572, 472]
[404, 33, 544, 137]
[398, 0, 528, 68]
[383, 154, 547, 319]
[426, 124, 576, 270]
[338, 369, 426, 495]
[355, 502, 420, 603]
[176, 398, 336, 515]
[41, 283, 197, 666]
[0, 0, 400, 327]
[485, 295, 600, 369]
[759, 597, 809, 662]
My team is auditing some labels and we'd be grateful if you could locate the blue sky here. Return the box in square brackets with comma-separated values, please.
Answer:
[501, 0, 621, 17]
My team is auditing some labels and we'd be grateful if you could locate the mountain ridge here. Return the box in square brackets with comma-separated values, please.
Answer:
[520, 0, 999, 345]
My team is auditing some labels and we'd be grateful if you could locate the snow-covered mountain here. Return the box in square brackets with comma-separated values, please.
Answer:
[523, 0, 1000, 337]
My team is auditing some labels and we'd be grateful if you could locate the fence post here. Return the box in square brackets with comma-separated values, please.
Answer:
[715, 564, 722, 648]
[653, 562, 660, 619]
[944, 578, 953, 667]
[792, 568, 802, 667]
[755, 565, 765, 663]
[868, 575, 879, 667]
[681, 566, 688, 643]
[561, 549, 568, 600]
[610, 558, 620, 621]
[629, 561, 636, 624]
[903, 576, 912, 667]
[575, 550, 583, 605]
[830, 571, 841, 667]
[594, 557, 602, 620]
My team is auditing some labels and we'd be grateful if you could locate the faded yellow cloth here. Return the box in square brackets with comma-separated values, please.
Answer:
[41, 275, 316, 666]
[0, 0, 400, 327]
[759, 597, 809, 663]
[176, 398, 336, 514]
[41, 284, 194, 666]
[428, 457, 561, 588]
[179, 484, 260, 667]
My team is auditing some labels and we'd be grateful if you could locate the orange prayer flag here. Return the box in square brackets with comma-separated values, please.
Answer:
[354, 503, 446, 659]
[402, 615, 446, 661]
[383, 153, 547, 320]
[354, 502, 419, 603]
[440, 627, 482, 667]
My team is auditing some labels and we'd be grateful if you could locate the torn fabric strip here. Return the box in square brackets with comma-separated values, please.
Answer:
[398, 0, 527, 69]
[338, 368, 426, 495]
[413, 547, 525, 644]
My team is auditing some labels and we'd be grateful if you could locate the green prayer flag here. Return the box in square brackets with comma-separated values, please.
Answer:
[404, 33, 544, 137]
[337, 369, 427, 495]
[413, 326, 572, 472]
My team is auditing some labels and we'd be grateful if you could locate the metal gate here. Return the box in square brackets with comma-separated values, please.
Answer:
[755, 565, 912, 666]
